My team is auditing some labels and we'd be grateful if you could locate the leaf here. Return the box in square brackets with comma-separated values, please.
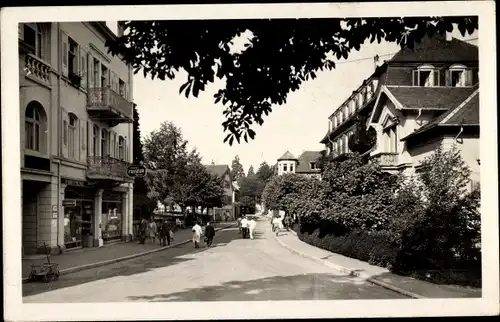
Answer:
[185, 82, 192, 99]
[248, 129, 256, 140]
[179, 81, 190, 94]
[229, 136, 234, 146]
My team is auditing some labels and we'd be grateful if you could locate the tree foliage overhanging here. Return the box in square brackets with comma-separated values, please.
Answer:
[106, 17, 477, 145]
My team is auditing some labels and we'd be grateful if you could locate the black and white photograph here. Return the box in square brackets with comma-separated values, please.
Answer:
[1, 1, 498, 320]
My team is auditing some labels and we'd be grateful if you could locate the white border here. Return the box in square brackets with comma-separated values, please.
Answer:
[2, 1, 498, 320]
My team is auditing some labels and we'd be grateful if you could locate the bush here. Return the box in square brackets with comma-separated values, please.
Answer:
[297, 228, 399, 269]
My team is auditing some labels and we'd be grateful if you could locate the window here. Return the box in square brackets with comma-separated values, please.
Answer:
[93, 58, 100, 87]
[68, 37, 78, 75]
[310, 162, 316, 170]
[118, 136, 125, 160]
[357, 93, 363, 109]
[413, 65, 439, 87]
[283, 164, 288, 172]
[68, 114, 77, 159]
[447, 65, 472, 87]
[290, 164, 294, 172]
[25, 102, 44, 151]
[119, 79, 126, 97]
[385, 127, 398, 153]
[101, 129, 109, 156]
[101, 65, 108, 87]
[92, 125, 99, 156]
[63, 120, 68, 145]
[23, 23, 44, 59]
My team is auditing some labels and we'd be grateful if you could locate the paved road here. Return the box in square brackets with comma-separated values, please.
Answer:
[23, 217, 406, 302]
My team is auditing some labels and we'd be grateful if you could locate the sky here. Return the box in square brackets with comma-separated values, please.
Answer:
[106, 22, 478, 173]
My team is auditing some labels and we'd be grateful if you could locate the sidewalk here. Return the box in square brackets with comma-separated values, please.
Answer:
[22, 222, 236, 280]
[275, 228, 481, 299]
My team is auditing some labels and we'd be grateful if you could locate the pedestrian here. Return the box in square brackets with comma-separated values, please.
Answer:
[240, 215, 249, 238]
[272, 216, 280, 232]
[192, 221, 203, 248]
[204, 221, 215, 247]
[237, 217, 242, 233]
[248, 217, 256, 240]
[139, 217, 148, 244]
[149, 219, 158, 244]
[159, 219, 171, 246]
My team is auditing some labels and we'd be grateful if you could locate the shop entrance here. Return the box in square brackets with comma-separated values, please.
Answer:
[63, 186, 95, 249]
[102, 190, 123, 242]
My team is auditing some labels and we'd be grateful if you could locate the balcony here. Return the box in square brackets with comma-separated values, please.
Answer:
[24, 54, 51, 84]
[87, 87, 133, 126]
[87, 156, 132, 183]
[371, 152, 399, 167]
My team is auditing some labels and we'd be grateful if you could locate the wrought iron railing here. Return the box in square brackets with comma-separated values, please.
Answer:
[87, 155, 130, 180]
[25, 54, 50, 83]
[371, 152, 399, 167]
[87, 87, 133, 120]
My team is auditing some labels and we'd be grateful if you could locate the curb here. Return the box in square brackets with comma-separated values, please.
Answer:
[274, 232, 425, 299]
[22, 224, 236, 283]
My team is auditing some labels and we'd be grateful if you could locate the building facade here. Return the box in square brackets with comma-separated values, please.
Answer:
[276, 150, 322, 178]
[320, 34, 479, 189]
[19, 22, 135, 255]
[205, 164, 237, 221]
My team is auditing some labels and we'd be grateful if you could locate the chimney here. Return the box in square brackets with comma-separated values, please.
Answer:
[117, 21, 125, 37]
[374, 54, 380, 71]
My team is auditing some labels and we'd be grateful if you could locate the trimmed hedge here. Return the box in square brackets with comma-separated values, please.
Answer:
[296, 226, 481, 287]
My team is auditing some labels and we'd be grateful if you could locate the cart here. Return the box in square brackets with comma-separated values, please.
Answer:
[28, 243, 60, 283]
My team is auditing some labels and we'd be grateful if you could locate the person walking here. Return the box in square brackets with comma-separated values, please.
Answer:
[240, 216, 249, 239]
[204, 222, 215, 247]
[248, 217, 256, 240]
[149, 219, 158, 244]
[139, 217, 148, 244]
[159, 219, 171, 246]
[192, 221, 203, 248]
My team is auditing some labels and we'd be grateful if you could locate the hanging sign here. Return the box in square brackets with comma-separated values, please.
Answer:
[127, 165, 147, 178]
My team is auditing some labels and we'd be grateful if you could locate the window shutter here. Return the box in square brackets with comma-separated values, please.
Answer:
[433, 70, 440, 86]
[124, 82, 129, 100]
[465, 69, 473, 86]
[445, 70, 451, 86]
[109, 71, 115, 92]
[61, 30, 69, 77]
[80, 47, 87, 90]
[124, 139, 128, 162]
[61, 109, 69, 158]
[88, 121, 93, 157]
[87, 53, 94, 89]
[412, 70, 418, 86]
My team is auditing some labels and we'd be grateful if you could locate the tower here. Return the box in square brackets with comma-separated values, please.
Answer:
[277, 151, 298, 176]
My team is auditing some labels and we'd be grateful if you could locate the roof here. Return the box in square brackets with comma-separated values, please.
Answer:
[204, 164, 230, 178]
[401, 89, 479, 141]
[277, 151, 297, 161]
[296, 151, 322, 173]
[386, 86, 477, 110]
[389, 35, 478, 63]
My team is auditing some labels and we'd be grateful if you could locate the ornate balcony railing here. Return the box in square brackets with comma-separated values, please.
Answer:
[87, 87, 133, 121]
[371, 152, 399, 167]
[87, 155, 131, 181]
[25, 54, 50, 83]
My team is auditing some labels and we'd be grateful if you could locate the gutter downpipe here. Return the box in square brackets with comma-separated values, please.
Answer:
[56, 22, 63, 252]
[415, 108, 423, 127]
[454, 125, 464, 142]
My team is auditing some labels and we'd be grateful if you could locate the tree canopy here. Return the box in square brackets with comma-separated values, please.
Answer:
[256, 161, 274, 183]
[106, 17, 477, 145]
[247, 165, 255, 177]
[230, 155, 246, 183]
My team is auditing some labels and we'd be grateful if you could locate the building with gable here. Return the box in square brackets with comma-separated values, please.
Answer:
[204, 163, 238, 220]
[276, 150, 322, 179]
[320, 34, 480, 190]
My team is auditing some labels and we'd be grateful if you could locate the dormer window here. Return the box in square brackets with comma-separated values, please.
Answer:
[446, 65, 472, 87]
[413, 65, 439, 87]
[310, 162, 316, 170]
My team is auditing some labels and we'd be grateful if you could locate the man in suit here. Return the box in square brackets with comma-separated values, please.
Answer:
[204, 221, 216, 247]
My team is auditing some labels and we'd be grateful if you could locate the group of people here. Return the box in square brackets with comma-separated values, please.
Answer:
[138, 217, 175, 246]
[238, 215, 257, 239]
[191, 221, 216, 248]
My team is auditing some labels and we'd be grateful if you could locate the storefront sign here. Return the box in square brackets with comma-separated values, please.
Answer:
[52, 205, 58, 219]
[62, 199, 77, 207]
[62, 178, 96, 187]
[127, 165, 147, 178]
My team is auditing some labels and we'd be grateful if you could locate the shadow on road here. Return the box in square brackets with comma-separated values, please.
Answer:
[126, 273, 408, 301]
[22, 228, 243, 298]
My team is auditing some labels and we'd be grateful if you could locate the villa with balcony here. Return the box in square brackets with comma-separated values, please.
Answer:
[320, 34, 479, 190]
[19, 21, 136, 256]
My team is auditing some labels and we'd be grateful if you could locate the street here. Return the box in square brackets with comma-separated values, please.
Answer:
[23, 217, 406, 302]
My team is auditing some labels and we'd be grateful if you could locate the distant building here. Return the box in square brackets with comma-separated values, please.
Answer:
[204, 164, 237, 221]
[276, 150, 322, 179]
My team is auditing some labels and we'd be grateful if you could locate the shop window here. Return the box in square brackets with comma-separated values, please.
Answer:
[102, 201, 123, 241]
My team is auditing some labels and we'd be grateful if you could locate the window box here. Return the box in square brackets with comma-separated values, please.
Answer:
[69, 72, 82, 87]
